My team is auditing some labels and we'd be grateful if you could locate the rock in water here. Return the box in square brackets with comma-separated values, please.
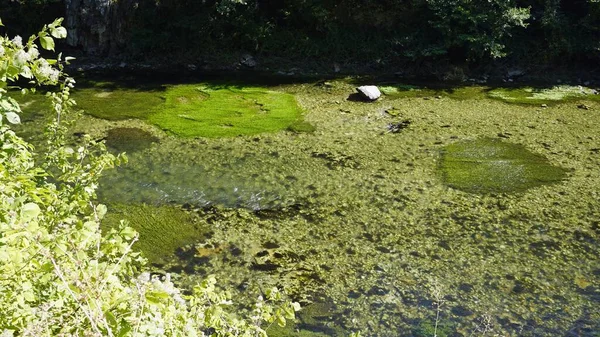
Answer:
[356, 86, 381, 101]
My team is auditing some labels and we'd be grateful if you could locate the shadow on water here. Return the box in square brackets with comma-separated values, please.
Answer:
[75, 69, 324, 91]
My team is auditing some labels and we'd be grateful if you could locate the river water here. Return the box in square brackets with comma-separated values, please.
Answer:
[16, 74, 600, 336]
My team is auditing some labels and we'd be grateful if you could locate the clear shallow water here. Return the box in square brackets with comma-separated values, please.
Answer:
[15, 77, 600, 336]
[98, 148, 303, 210]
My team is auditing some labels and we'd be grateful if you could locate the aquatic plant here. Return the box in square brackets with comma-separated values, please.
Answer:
[488, 85, 600, 104]
[105, 127, 159, 153]
[149, 84, 304, 138]
[287, 120, 316, 133]
[102, 203, 208, 264]
[16, 81, 308, 139]
[439, 138, 567, 193]
[72, 87, 165, 120]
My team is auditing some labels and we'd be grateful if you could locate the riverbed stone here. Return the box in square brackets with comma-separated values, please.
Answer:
[240, 54, 257, 68]
[507, 68, 525, 78]
[356, 85, 381, 101]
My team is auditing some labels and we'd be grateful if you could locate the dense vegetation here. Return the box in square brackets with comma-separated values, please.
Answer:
[1, 0, 599, 71]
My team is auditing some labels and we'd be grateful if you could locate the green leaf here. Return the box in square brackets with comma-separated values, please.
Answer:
[105, 311, 118, 328]
[50, 27, 67, 39]
[97, 204, 107, 219]
[117, 323, 132, 337]
[22, 202, 40, 219]
[120, 226, 137, 240]
[40, 36, 55, 51]
[23, 291, 36, 302]
[0, 96, 20, 112]
[277, 315, 286, 327]
[20, 66, 33, 79]
[6, 65, 19, 78]
[145, 291, 170, 304]
[5, 112, 20, 124]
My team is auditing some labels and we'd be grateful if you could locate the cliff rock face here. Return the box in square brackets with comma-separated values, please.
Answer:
[64, 0, 136, 55]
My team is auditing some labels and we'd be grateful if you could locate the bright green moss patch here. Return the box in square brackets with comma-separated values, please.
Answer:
[487, 85, 600, 104]
[440, 138, 567, 193]
[102, 203, 206, 264]
[11, 80, 307, 138]
[148, 85, 303, 138]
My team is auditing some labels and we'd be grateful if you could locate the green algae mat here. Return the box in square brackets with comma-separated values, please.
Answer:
[380, 83, 600, 105]
[14, 81, 305, 138]
[148, 85, 303, 137]
[11, 78, 600, 337]
[487, 85, 600, 104]
[440, 138, 567, 193]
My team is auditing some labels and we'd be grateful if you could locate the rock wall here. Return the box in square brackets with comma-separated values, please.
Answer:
[64, 0, 136, 55]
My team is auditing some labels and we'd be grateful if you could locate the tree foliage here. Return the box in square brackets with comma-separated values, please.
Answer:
[0, 18, 298, 336]
[424, 0, 530, 60]
[2, 0, 598, 66]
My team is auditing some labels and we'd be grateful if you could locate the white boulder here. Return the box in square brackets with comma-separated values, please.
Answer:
[356, 85, 381, 101]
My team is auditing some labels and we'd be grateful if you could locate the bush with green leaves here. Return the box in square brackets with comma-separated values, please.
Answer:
[423, 0, 530, 60]
[0, 18, 298, 336]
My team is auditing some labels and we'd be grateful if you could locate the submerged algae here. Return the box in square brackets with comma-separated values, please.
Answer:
[380, 84, 486, 100]
[487, 85, 600, 105]
[72, 87, 165, 120]
[440, 138, 567, 193]
[102, 203, 207, 264]
[13, 80, 307, 138]
[16, 79, 600, 336]
[105, 127, 159, 153]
